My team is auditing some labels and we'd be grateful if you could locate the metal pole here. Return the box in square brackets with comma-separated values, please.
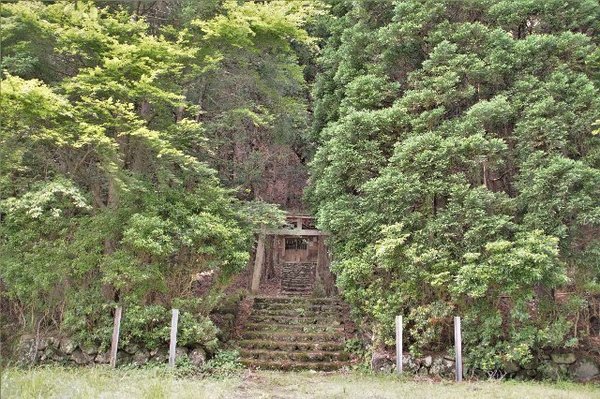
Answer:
[396, 315, 403, 374]
[454, 316, 463, 382]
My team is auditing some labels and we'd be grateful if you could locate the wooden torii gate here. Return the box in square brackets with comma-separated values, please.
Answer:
[251, 214, 328, 293]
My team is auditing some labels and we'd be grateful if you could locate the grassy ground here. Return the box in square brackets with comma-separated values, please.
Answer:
[2, 367, 599, 399]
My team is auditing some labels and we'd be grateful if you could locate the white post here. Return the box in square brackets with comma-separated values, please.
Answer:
[454, 316, 463, 382]
[109, 306, 122, 368]
[168, 309, 179, 368]
[396, 315, 403, 374]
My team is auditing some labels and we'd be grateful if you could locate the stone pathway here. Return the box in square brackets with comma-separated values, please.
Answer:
[238, 297, 351, 371]
[281, 262, 316, 296]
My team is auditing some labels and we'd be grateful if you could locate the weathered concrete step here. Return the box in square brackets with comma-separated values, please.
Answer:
[241, 359, 349, 371]
[244, 323, 344, 333]
[240, 349, 350, 362]
[237, 340, 345, 352]
[242, 331, 343, 342]
[248, 315, 341, 324]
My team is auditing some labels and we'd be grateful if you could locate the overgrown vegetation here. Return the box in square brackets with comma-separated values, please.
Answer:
[0, 0, 314, 357]
[1, 0, 599, 378]
[309, 0, 600, 372]
[201, 349, 243, 378]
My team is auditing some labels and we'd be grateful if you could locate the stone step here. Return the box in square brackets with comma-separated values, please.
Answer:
[242, 330, 343, 343]
[282, 281, 313, 285]
[244, 323, 344, 334]
[281, 286, 313, 290]
[281, 281, 314, 286]
[250, 308, 345, 317]
[281, 292, 312, 297]
[283, 273, 312, 276]
[282, 282, 312, 285]
[281, 287, 313, 293]
[282, 272, 313, 275]
[283, 270, 313, 273]
[253, 304, 344, 314]
[282, 273, 313, 276]
[281, 291, 313, 296]
[238, 296, 351, 372]
[248, 315, 341, 325]
[240, 359, 349, 371]
[240, 349, 350, 362]
[237, 339, 345, 352]
[282, 279, 313, 282]
[252, 302, 342, 311]
[253, 297, 340, 305]
[282, 283, 312, 286]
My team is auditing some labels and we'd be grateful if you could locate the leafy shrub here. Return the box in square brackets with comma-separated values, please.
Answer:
[63, 304, 219, 352]
[201, 350, 243, 378]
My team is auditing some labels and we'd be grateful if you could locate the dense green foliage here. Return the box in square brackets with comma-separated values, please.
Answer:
[0, 1, 315, 352]
[309, 0, 600, 371]
[2, 0, 600, 376]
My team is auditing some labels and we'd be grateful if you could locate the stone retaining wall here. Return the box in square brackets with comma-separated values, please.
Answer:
[371, 351, 600, 381]
[14, 293, 246, 369]
[16, 335, 207, 368]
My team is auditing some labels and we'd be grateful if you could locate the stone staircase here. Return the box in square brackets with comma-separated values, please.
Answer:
[238, 297, 351, 371]
[281, 262, 315, 296]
